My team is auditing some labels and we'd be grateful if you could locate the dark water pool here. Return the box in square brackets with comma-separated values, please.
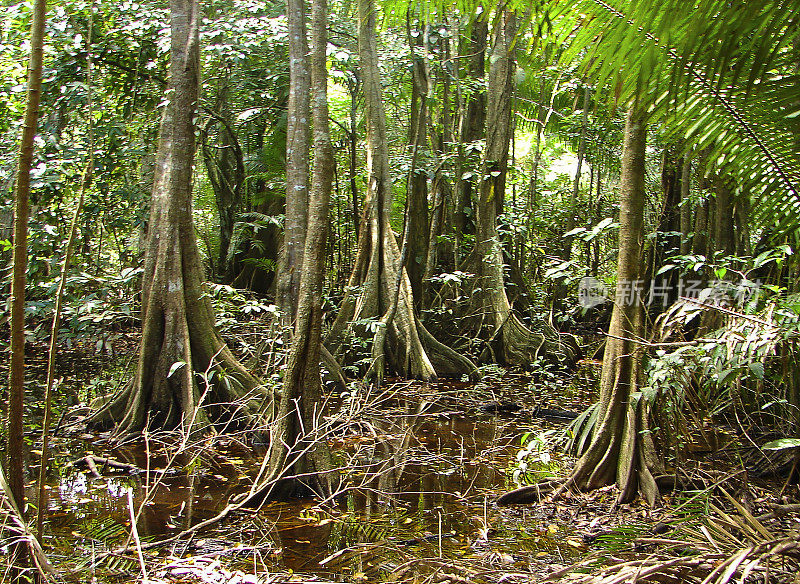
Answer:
[31, 375, 594, 580]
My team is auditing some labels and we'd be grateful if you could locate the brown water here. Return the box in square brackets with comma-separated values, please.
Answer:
[34, 374, 594, 580]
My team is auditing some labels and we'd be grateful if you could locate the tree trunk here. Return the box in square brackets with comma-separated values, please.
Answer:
[553, 85, 589, 312]
[735, 194, 751, 257]
[348, 75, 360, 243]
[201, 72, 244, 281]
[424, 30, 453, 288]
[90, 0, 262, 436]
[563, 86, 590, 260]
[525, 69, 556, 276]
[7, 0, 47, 570]
[453, 18, 487, 263]
[649, 147, 683, 310]
[591, 169, 603, 275]
[714, 177, 735, 257]
[260, 0, 336, 500]
[405, 17, 430, 305]
[474, 11, 577, 367]
[424, 177, 448, 281]
[692, 197, 709, 257]
[565, 106, 661, 507]
[680, 154, 693, 255]
[326, 0, 476, 381]
[276, 0, 311, 322]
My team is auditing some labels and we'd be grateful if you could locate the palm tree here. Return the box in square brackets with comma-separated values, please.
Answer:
[552, 0, 800, 229]
[546, 0, 800, 504]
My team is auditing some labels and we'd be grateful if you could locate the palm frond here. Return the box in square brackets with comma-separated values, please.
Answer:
[546, 0, 800, 233]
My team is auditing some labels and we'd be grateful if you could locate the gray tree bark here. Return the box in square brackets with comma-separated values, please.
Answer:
[714, 177, 736, 256]
[276, 0, 311, 322]
[474, 11, 577, 367]
[692, 197, 709, 257]
[563, 106, 661, 506]
[453, 17, 487, 265]
[260, 0, 336, 499]
[90, 0, 262, 436]
[405, 17, 430, 305]
[649, 146, 683, 310]
[326, 0, 476, 381]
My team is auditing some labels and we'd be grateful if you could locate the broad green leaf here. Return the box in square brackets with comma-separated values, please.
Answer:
[168, 361, 187, 378]
[748, 362, 765, 380]
[762, 438, 800, 451]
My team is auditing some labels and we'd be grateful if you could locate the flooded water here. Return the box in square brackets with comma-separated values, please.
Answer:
[31, 370, 597, 580]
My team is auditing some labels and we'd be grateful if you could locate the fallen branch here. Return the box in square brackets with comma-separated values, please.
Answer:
[496, 479, 561, 505]
[71, 455, 142, 478]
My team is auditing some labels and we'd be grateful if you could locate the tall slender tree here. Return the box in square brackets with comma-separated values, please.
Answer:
[201, 71, 245, 281]
[276, 0, 311, 322]
[524, 0, 800, 505]
[453, 16, 487, 265]
[260, 0, 336, 499]
[90, 0, 263, 435]
[474, 11, 577, 366]
[680, 154, 693, 255]
[648, 146, 683, 310]
[563, 106, 662, 505]
[405, 16, 430, 305]
[7, 0, 47, 572]
[326, 0, 477, 381]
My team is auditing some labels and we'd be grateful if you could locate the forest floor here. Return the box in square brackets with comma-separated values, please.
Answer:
[3, 325, 800, 583]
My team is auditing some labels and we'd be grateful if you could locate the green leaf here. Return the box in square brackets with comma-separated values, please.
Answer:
[595, 217, 615, 230]
[168, 361, 187, 378]
[717, 368, 738, 385]
[748, 362, 765, 380]
[753, 250, 774, 269]
[762, 438, 800, 451]
[655, 264, 675, 276]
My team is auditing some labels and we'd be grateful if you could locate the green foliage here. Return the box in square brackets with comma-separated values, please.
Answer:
[206, 282, 279, 333]
[547, 0, 800, 235]
[647, 289, 800, 450]
[563, 217, 619, 243]
[226, 211, 284, 268]
[511, 429, 561, 485]
[565, 403, 599, 457]
[762, 438, 800, 451]
[0, 249, 141, 351]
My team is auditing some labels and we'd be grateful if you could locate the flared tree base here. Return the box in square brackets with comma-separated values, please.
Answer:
[481, 312, 580, 368]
